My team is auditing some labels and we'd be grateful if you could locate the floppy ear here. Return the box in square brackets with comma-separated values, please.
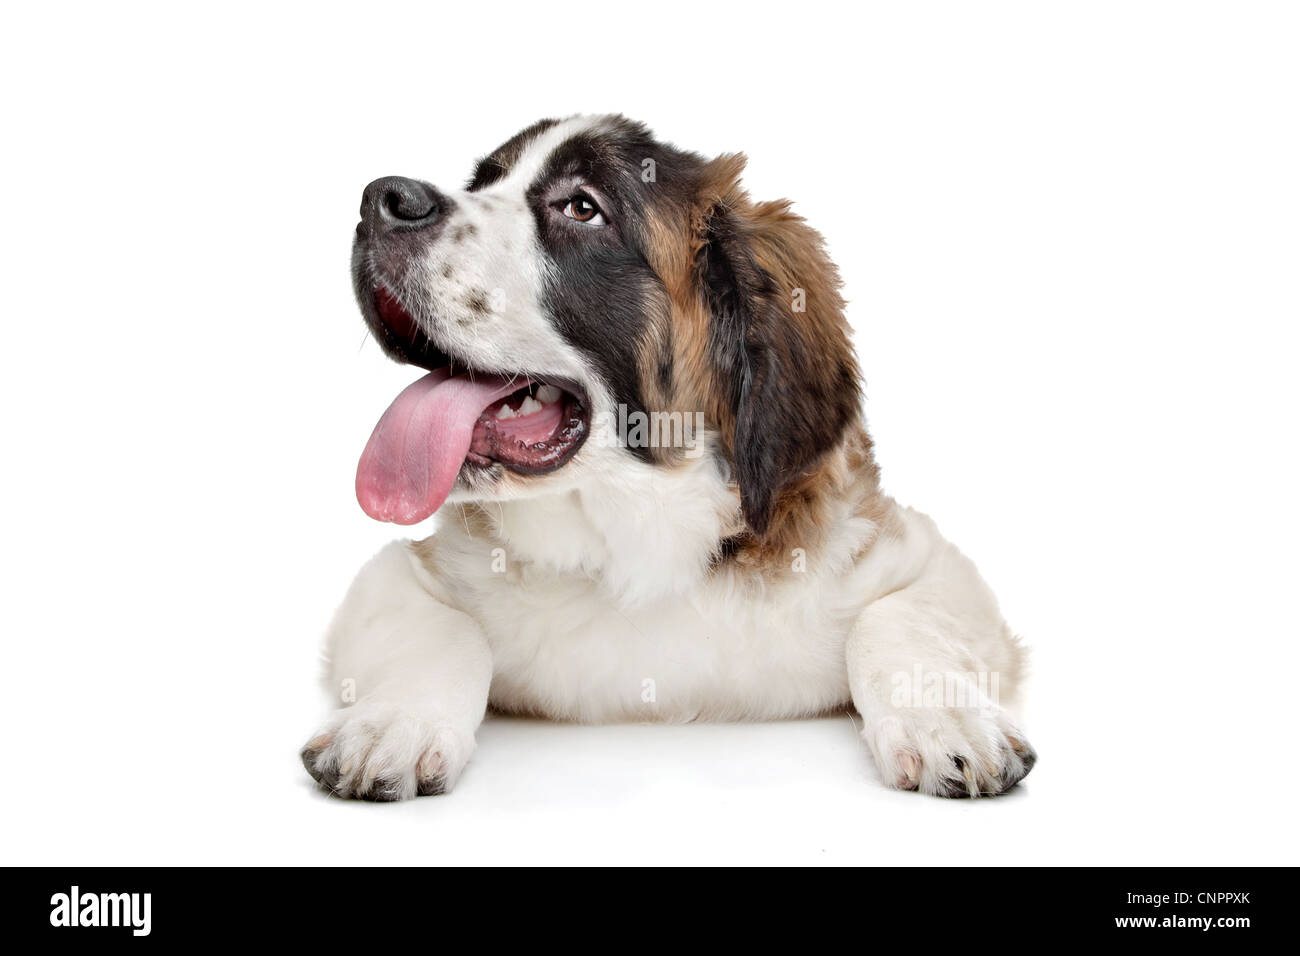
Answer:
[696, 158, 861, 536]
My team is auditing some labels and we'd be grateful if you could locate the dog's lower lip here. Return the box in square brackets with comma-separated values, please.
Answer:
[467, 386, 589, 476]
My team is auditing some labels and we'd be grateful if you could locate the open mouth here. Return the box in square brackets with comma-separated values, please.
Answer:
[356, 289, 590, 525]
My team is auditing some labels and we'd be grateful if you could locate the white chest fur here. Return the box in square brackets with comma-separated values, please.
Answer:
[475, 562, 855, 722]
[420, 453, 917, 723]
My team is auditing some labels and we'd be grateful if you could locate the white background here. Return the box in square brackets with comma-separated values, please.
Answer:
[2, 1, 1297, 865]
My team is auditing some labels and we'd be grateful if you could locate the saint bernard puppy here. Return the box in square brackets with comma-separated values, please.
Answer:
[301, 114, 1036, 800]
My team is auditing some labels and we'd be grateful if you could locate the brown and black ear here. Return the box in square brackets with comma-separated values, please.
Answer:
[695, 156, 862, 537]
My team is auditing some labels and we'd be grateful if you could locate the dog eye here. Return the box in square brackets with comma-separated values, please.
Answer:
[562, 196, 606, 226]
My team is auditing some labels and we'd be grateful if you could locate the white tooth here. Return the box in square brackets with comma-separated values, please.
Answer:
[536, 384, 561, 404]
[517, 396, 542, 416]
[495, 404, 518, 420]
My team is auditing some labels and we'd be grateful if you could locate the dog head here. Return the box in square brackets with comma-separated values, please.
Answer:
[352, 114, 860, 535]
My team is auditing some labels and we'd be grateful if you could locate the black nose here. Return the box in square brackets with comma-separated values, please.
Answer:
[358, 176, 447, 238]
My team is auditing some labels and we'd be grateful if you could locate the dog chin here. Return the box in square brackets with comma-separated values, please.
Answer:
[447, 461, 505, 500]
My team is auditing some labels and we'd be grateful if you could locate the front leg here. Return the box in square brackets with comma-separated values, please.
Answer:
[847, 534, 1036, 798]
[301, 540, 491, 801]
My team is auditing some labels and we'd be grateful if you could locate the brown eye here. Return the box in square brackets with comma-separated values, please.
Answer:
[562, 195, 606, 225]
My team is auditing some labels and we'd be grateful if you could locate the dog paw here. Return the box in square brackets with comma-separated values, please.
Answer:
[863, 706, 1036, 798]
[300, 703, 473, 801]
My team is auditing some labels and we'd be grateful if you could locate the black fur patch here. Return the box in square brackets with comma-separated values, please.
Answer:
[466, 118, 561, 192]
[516, 118, 706, 455]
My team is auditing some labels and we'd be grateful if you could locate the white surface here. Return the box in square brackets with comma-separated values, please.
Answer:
[2, 1, 1298, 865]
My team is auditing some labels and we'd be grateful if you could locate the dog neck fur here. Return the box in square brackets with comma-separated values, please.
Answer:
[440, 425, 885, 608]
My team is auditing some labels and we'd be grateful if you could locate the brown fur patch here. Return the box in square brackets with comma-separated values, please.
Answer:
[639, 153, 882, 568]
[721, 427, 889, 571]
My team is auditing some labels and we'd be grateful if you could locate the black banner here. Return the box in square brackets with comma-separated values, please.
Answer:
[8, 866, 1282, 941]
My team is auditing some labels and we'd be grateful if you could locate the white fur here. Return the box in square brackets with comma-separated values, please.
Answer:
[308, 457, 1032, 797]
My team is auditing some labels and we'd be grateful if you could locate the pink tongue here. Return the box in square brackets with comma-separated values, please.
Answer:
[356, 370, 532, 525]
